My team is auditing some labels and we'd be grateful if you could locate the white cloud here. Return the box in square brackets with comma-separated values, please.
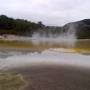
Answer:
[0, 0, 90, 26]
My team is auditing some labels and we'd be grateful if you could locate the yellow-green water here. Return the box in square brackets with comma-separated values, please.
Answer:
[0, 39, 89, 53]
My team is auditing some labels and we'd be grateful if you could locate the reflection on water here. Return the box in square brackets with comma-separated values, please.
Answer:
[22, 39, 90, 51]
[75, 39, 90, 48]
[0, 39, 89, 54]
[0, 39, 89, 70]
[29, 39, 90, 51]
[0, 48, 90, 71]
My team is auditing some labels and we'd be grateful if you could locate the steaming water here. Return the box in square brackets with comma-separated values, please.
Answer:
[0, 47, 90, 71]
[0, 28, 90, 70]
[31, 33, 76, 47]
[31, 25, 76, 46]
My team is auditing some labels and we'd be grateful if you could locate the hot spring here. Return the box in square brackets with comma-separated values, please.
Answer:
[0, 26, 90, 71]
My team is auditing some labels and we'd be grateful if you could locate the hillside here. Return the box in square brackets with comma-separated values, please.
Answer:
[0, 15, 44, 36]
[0, 15, 90, 39]
[62, 19, 90, 39]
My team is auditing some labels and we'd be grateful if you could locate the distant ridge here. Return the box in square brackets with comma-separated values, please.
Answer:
[0, 15, 90, 39]
[62, 19, 90, 39]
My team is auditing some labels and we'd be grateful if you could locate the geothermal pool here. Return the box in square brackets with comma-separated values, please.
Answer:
[0, 39, 90, 71]
[0, 37, 90, 90]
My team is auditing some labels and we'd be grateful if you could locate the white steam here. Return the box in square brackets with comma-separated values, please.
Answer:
[31, 24, 77, 47]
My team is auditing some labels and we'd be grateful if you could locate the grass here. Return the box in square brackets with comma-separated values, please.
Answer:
[0, 73, 26, 90]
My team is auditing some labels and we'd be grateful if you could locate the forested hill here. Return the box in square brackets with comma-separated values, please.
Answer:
[62, 19, 90, 39]
[0, 15, 90, 39]
[0, 15, 45, 36]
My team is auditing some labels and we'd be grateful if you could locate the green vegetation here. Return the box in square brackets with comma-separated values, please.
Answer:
[0, 15, 44, 36]
[0, 15, 90, 39]
[0, 73, 26, 90]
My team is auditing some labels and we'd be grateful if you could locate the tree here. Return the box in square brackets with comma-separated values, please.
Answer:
[0, 15, 46, 35]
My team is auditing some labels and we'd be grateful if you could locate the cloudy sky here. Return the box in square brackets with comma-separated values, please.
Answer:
[0, 0, 90, 26]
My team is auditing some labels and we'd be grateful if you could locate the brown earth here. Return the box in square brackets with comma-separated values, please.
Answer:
[7, 65, 90, 90]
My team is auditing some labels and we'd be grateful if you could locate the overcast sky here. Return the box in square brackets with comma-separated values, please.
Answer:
[0, 0, 90, 26]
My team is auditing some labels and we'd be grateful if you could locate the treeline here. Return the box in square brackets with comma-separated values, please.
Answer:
[0, 15, 90, 39]
[0, 15, 45, 36]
